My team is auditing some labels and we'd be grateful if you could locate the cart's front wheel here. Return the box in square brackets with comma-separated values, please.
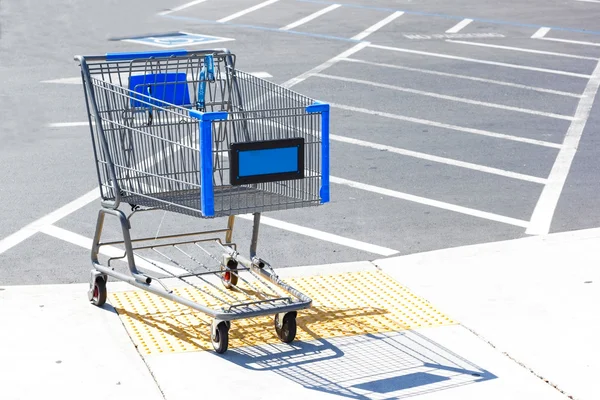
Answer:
[221, 259, 238, 289]
[275, 312, 297, 344]
[211, 321, 230, 354]
[90, 276, 107, 307]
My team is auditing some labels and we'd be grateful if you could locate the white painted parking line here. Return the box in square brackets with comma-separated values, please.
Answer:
[331, 102, 562, 149]
[257, 117, 548, 182]
[158, 0, 208, 16]
[447, 40, 600, 61]
[351, 11, 404, 41]
[217, 0, 279, 23]
[49, 121, 92, 128]
[282, 41, 370, 88]
[369, 44, 593, 78]
[237, 215, 399, 256]
[330, 134, 547, 184]
[248, 71, 273, 78]
[341, 58, 582, 98]
[315, 73, 576, 121]
[0, 188, 99, 255]
[0, 127, 194, 255]
[536, 37, 600, 47]
[446, 18, 473, 34]
[405, 32, 504, 40]
[331, 176, 530, 228]
[42, 77, 82, 84]
[280, 4, 341, 31]
[531, 27, 551, 39]
[527, 60, 600, 235]
[575, 0, 600, 3]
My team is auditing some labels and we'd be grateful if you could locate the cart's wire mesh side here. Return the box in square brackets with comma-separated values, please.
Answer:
[80, 52, 326, 217]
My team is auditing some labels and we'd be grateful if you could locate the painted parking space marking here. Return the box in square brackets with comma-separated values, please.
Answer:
[329, 102, 563, 148]
[315, 73, 576, 121]
[282, 41, 369, 88]
[446, 18, 473, 34]
[237, 215, 399, 256]
[527, 60, 600, 235]
[340, 58, 582, 99]
[122, 32, 234, 48]
[158, 0, 208, 16]
[403, 32, 504, 40]
[351, 11, 404, 41]
[49, 122, 92, 128]
[0, 188, 99, 255]
[535, 36, 600, 47]
[330, 176, 530, 228]
[217, 0, 280, 23]
[446, 40, 600, 61]
[328, 134, 547, 184]
[369, 44, 593, 78]
[531, 27, 551, 39]
[280, 3, 341, 31]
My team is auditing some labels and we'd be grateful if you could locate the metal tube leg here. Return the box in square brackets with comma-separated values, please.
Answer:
[250, 212, 260, 258]
[92, 208, 145, 280]
[91, 209, 107, 267]
[226, 215, 235, 244]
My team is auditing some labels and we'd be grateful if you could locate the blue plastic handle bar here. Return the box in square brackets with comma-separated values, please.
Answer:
[197, 65, 207, 109]
[205, 55, 215, 81]
[105, 49, 188, 61]
[306, 102, 330, 204]
[189, 111, 229, 217]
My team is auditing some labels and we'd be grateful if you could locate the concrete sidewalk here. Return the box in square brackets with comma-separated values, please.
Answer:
[1, 228, 598, 400]
[376, 227, 600, 400]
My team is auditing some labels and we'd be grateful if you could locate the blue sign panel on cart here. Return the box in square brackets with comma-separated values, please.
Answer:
[122, 32, 234, 48]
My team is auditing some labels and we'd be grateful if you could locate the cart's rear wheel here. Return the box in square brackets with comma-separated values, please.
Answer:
[275, 312, 297, 344]
[90, 276, 107, 307]
[221, 259, 238, 289]
[211, 321, 230, 354]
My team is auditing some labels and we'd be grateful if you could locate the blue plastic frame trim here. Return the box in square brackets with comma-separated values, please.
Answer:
[106, 49, 188, 61]
[190, 111, 228, 217]
[306, 101, 330, 204]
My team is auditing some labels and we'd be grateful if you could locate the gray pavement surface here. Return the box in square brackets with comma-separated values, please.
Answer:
[1, 0, 600, 285]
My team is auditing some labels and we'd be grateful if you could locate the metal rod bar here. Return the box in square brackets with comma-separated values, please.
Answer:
[94, 264, 310, 321]
[99, 229, 231, 246]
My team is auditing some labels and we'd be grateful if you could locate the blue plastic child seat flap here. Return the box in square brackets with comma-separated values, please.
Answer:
[129, 72, 191, 108]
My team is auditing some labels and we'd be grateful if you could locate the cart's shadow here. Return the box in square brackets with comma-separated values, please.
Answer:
[114, 305, 496, 399]
[225, 330, 496, 399]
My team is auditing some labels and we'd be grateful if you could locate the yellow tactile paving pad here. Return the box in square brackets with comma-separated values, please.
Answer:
[109, 270, 456, 355]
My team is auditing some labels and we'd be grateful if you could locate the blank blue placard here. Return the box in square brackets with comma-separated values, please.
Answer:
[238, 147, 299, 177]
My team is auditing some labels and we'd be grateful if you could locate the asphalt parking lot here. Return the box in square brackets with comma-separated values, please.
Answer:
[1, 0, 600, 284]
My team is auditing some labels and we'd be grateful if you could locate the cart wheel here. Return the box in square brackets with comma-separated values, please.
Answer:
[211, 322, 229, 354]
[275, 312, 297, 344]
[221, 259, 238, 289]
[90, 276, 107, 307]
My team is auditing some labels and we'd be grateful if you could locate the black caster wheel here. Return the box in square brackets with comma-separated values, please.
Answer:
[90, 275, 107, 307]
[211, 321, 230, 354]
[275, 312, 297, 344]
[221, 259, 238, 290]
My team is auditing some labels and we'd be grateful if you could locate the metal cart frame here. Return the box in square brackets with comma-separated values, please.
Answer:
[74, 48, 330, 353]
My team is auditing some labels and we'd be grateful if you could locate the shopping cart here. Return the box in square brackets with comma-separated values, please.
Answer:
[74, 48, 330, 353]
